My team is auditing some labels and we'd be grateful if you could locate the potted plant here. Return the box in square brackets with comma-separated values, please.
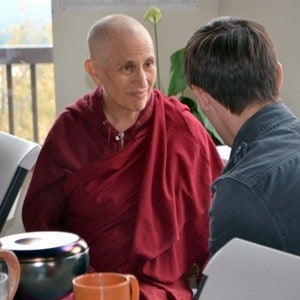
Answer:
[144, 6, 224, 145]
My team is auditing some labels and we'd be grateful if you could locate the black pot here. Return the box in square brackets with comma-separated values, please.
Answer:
[0, 231, 89, 300]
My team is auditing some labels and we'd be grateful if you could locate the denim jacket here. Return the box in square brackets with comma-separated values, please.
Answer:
[209, 102, 300, 257]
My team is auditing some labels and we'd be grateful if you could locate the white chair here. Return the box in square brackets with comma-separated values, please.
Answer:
[0, 131, 41, 236]
[194, 238, 300, 300]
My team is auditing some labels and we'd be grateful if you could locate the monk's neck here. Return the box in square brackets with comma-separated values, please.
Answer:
[103, 107, 140, 133]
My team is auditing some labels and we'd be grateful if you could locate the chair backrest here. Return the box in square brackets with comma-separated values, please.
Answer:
[0, 131, 41, 234]
[194, 238, 300, 300]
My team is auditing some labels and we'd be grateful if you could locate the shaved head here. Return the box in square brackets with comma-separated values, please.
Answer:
[87, 14, 153, 61]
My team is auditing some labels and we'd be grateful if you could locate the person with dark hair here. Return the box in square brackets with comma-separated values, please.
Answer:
[22, 14, 223, 299]
[184, 16, 300, 257]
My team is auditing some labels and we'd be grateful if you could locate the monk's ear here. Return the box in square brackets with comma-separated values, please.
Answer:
[84, 59, 102, 85]
[191, 85, 212, 111]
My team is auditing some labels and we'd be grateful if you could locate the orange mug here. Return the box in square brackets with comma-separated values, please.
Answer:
[0, 249, 20, 300]
[72, 272, 139, 300]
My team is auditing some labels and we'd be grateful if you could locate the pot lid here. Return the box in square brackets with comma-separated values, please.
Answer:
[0, 231, 88, 260]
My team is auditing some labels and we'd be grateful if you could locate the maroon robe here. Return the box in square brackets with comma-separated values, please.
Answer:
[23, 87, 223, 299]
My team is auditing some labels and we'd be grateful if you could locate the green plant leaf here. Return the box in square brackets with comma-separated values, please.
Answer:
[167, 48, 187, 96]
[180, 96, 224, 145]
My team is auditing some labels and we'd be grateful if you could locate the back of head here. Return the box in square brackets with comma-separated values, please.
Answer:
[184, 16, 279, 114]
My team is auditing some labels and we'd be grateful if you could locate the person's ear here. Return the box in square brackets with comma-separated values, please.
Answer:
[277, 61, 283, 91]
[84, 59, 102, 85]
[191, 85, 211, 111]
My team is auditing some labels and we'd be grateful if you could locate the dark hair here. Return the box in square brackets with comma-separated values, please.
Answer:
[184, 16, 279, 114]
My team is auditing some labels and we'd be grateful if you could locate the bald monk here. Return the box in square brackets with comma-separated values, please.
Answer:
[22, 14, 223, 299]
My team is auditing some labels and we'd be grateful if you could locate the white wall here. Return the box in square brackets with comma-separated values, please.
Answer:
[52, 0, 300, 116]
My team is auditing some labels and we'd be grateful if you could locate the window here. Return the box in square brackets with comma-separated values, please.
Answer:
[0, 0, 55, 144]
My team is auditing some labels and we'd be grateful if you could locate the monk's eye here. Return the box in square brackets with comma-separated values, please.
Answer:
[144, 59, 155, 69]
[121, 63, 135, 73]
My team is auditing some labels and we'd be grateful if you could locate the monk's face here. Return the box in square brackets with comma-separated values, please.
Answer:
[95, 30, 156, 114]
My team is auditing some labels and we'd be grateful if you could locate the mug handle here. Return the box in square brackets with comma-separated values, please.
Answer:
[127, 274, 139, 300]
[1, 250, 21, 300]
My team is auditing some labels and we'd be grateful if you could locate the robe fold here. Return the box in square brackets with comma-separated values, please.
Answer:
[23, 87, 223, 299]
